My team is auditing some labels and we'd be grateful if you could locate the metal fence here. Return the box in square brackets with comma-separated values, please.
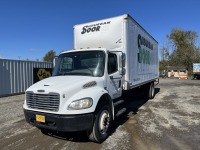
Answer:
[0, 59, 52, 97]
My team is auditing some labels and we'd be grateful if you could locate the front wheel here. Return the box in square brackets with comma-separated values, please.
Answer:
[87, 103, 113, 143]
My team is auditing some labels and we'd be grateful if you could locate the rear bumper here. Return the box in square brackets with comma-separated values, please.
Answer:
[24, 109, 94, 132]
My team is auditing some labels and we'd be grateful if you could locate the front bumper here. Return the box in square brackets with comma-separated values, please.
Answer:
[24, 109, 94, 132]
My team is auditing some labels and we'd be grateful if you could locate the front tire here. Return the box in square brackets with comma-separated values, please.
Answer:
[87, 103, 113, 143]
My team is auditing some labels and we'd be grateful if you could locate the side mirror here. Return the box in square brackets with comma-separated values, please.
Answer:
[119, 53, 125, 68]
[53, 56, 58, 67]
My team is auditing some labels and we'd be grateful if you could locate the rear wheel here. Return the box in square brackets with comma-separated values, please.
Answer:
[148, 82, 155, 99]
[87, 103, 112, 143]
[149, 82, 155, 99]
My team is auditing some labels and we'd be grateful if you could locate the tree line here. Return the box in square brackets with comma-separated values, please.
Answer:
[160, 28, 200, 76]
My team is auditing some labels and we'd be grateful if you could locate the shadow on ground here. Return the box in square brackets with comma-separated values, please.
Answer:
[41, 87, 160, 143]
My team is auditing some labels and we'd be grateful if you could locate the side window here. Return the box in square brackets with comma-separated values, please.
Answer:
[108, 53, 118, 74]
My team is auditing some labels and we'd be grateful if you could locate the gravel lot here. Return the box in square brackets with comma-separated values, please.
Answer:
[0, 78, 200, 150]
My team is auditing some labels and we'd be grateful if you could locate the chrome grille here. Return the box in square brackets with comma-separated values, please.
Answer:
[26, 92, 60, 112]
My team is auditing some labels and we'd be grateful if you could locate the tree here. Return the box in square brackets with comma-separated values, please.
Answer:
[43, 50, 56, 62]
[159, 45, 170, 73]
[160, 46, 169, 61]
[167, 28, 200, 74]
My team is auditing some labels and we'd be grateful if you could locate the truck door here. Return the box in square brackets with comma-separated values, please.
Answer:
[106, 52, 125, 99]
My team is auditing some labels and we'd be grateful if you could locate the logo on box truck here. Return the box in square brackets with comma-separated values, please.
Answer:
[81, 21, 111, 34]
[137, 34, 153, 64]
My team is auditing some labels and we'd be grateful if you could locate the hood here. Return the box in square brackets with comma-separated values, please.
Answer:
[26, 76, 102, 94]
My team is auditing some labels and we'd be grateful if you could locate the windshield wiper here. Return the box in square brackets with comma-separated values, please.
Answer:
[62, 72, 92, 76]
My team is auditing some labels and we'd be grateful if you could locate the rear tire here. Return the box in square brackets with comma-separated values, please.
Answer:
[148, 82, 155, 99]
[87, 103, 113, 143]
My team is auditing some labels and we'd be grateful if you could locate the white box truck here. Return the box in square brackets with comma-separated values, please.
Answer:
[23, 14, 159, 143]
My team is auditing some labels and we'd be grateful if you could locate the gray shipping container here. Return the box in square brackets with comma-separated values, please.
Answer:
[0, 59, 52, 97]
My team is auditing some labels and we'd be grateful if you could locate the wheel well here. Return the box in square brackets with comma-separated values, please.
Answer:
[97, 94, 112, 107]
[95, 94, 112, 114]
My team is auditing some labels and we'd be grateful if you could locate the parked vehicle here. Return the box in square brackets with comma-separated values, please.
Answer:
[193, 63, 200, 79]
[23, 14, 159, 143]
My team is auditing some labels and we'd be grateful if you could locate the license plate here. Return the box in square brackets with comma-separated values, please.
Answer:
[36, 114, 45, 123]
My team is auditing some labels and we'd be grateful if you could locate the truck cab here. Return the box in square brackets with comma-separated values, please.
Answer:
[24, 48, 126, 143]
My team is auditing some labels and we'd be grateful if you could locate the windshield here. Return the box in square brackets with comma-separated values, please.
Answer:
[53, 51, 105, 77]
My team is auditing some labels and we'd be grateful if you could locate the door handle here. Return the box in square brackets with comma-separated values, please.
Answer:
[110, 76, 122, 79]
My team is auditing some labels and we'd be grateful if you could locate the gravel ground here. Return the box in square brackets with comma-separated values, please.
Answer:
[0, 78, 200, 150]
[127, 79, 200, 150]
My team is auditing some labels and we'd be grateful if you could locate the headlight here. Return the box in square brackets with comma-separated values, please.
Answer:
[68, 98, 93, 110]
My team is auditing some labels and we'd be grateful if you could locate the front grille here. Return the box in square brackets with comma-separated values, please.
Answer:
[26, 92, 60, 112]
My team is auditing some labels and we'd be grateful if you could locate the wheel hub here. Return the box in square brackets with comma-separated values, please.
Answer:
[99, 110, 110, 134]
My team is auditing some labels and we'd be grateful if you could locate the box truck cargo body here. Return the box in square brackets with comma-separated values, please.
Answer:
[23, 14, 159, 143]
[74, 15, 158, 90]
